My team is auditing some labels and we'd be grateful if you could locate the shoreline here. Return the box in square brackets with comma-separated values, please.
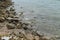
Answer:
[0, 0, 59, 40]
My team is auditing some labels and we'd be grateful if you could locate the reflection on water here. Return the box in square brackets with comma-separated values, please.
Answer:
[12, 0, 60, 36]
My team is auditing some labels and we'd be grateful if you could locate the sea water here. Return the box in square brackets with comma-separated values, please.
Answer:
[12, 0, 60, 37]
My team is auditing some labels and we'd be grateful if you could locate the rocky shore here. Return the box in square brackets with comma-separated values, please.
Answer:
[0, 0, 59, 40]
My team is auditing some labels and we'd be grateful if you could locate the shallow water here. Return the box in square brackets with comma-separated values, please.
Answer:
[12, 0, 60, 36]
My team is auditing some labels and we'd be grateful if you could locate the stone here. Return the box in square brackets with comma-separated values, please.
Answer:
[6, 23, 15, 29]
[41, 36, 51, 40]
[7, 17, 19, 22]
[16, 23, 22, 29]
[35, 36, 40, 40]
[23, 27, 28, 30]
[36, 31, 44, 37]
[25, 33, 34, 40]
[10, 7, 15, 11]
[0, 17, 5, 22]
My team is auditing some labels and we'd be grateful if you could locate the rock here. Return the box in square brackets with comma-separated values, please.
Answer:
[41, 36, 51, 40]
[36, 31, 44, 37]
[0, 17, 5, 22]
[12, 18, 19, 22]
[7, 17, 19, 22]
[16, 23, 22, 29]
[13, 16, 19, 18]
[35, 36, 40, 40]
[10, 7, 15, 11]
[19, 12, 23, 16]
[23, 27, 28, 30]
[25, 33, 34, 40]
[17, 32, 24, 38]
[55, 35, 60, 39]
[6, 23, 15, 29]
[21, 23, 30, 30]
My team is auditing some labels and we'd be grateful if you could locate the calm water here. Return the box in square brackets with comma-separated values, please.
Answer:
[12, 0, 60, 36]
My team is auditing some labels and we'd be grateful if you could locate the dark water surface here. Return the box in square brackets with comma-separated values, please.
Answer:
[12, 0, 60, 36]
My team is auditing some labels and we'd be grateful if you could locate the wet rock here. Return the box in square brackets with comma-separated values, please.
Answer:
[7, 14, 14, 18]
[7, 17, 19, 22]
[6, 23, 15, 29]
[10, 7, 15, 11]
